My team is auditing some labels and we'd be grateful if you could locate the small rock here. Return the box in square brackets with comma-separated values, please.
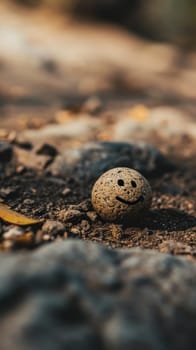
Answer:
[58, 209, 84, 223]
[70, 226, 81, 235]
[3, 226, 24, 240]
[43, 234, 51, 241]
[42, 220, 65, 236]
[68, 200, 91, 212]
[45, 177, 66, 186]
[62, 188, 71, 197]
[86, 211, 98, 221]
[109, 224, 123, 240]
[23, 198, 35, 205]
[81, 220, 91, 232]
[16, 165, 25, 174]
[0, 187, 17, 198]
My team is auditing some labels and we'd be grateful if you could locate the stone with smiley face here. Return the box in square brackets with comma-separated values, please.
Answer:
[91, 167, 152, 222]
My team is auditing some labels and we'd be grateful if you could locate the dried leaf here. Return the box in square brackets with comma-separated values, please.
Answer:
[0, 203, 42, 225]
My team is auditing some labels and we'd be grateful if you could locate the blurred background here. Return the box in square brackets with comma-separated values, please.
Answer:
[6, 0, 196, 47]
[0, 0, 195, 140]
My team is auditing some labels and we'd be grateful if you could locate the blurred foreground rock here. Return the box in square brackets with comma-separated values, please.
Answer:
[0, 239, 195, 350]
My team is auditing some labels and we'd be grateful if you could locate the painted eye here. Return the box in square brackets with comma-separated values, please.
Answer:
[118, 179, 124, 186]
[131, 180, 137, 188]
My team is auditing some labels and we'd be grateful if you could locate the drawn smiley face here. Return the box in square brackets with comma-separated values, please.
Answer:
[91, 167, 152, 222]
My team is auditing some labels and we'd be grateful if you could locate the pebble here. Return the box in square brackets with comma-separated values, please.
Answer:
[43, 234, 51, 241]
[0, 187, 17, 198]
[62, 188, 71, 197]
[68, 200, 91, 212]
[16, 165, 25, 174]
[42, 220, 65, 236]
[86, 211, 98, 222]
[70, 226, 81, 235]
[58, 209, 83, 223]
[3, 226, 24, 240]
[23, 198, 35, 205]
[92, 167, 152, 222]
[81, 220, 91, 232]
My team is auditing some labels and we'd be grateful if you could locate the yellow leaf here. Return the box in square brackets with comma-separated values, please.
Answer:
[127, 105, 150, 121]
[0, 203, 42, 226]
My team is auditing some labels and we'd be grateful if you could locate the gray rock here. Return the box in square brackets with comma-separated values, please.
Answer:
[49, 142, 173, 186]
[0, 240, 195, 350]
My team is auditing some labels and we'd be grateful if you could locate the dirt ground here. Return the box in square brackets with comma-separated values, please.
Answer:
[0, 3, 195, 259]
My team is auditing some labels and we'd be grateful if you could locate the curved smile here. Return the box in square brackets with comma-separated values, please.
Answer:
[116, 195, 144, 206]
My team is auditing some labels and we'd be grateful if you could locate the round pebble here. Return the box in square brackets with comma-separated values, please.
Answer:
[91, 167, 152, 222]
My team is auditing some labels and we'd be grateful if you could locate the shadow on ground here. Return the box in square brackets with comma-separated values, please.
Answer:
[125, 208, 196, 232]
